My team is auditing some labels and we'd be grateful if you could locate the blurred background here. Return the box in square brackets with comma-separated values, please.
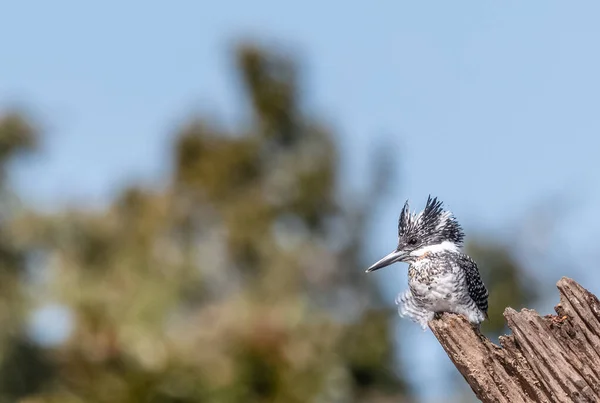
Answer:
[1, 1, 599, 402]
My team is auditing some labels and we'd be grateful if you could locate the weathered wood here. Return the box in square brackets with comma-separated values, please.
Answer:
[429, 277, 600, 403]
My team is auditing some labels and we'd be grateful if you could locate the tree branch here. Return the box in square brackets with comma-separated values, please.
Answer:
[429, 277, 600, 403]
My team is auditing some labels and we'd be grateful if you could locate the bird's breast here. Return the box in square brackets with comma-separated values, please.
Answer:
[408, 260, 460, 305]
[408, 259, 450, 283]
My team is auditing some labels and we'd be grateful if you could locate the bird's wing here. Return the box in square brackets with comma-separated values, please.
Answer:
[459, 255, 489, 316]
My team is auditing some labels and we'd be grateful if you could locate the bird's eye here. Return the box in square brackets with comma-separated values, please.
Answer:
[407, 238, 417, 246]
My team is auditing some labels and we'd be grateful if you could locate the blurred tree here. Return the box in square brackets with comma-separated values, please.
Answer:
[0, 42, 542, 403]
[0, 111, 56, 403]
[5, 44, 407, 403]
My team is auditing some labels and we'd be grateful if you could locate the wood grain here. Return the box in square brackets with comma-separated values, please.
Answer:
[428, 277, 600, 403]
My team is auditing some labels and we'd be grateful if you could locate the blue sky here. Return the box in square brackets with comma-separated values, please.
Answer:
[3, 1, 600, 401]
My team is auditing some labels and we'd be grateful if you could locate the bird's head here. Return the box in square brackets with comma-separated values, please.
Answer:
[366, 196, 464, 273]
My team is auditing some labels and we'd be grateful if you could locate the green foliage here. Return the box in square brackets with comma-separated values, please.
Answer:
[0, 43, 540, 403]
[0, 44, 407, 403]
[0, 111, 37, 169]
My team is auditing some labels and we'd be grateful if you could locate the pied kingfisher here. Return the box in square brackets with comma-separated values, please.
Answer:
[366, 196, 488, 330]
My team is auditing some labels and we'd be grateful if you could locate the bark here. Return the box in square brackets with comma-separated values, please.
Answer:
[428, 277, 600, 403]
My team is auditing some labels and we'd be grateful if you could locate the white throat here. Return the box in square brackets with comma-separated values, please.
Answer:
[409, 241, 460, 257]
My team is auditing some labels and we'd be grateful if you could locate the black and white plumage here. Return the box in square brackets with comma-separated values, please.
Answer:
[366, 196, 488, 330]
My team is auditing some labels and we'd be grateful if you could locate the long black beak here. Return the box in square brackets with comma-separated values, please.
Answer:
[365, 250, 406, 273]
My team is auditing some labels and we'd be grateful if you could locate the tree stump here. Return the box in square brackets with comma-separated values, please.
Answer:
[429, 277, 600, 403]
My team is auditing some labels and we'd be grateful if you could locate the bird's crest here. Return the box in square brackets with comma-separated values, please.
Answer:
[398, 195, 464, 246]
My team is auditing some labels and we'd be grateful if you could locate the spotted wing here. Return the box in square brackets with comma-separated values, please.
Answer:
[458, 255, 489, 316]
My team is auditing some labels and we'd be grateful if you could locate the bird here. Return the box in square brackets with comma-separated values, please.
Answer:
[365, 196, 488, 330]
